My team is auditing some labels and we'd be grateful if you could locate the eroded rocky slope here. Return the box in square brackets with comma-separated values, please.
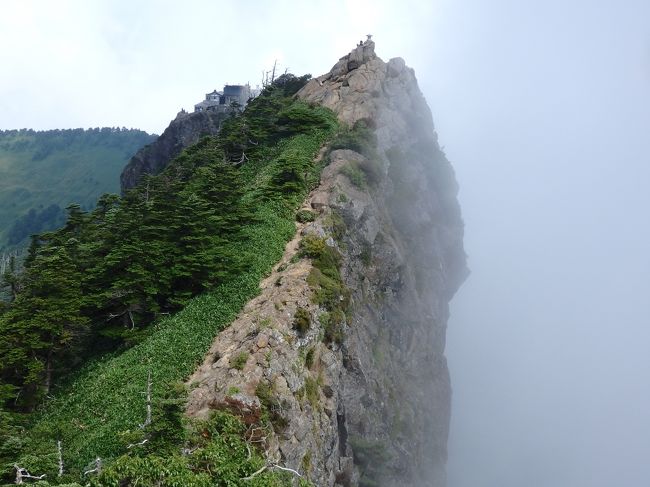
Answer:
[186, 41, 467, 486]
[120, 110, 227, 192]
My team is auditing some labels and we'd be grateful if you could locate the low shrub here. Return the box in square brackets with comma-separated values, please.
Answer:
[328, 120, 377, 159]
[320, 309, 346, 345]
[91, 412, 294, 486]
[360, 244, 372, 266]
[299, 232, 350, 345]
[230, 352, 249, 370]
[341, 162, 367, 188]
[295, 209, 316, 223]
[298, 234, 327, 258]
[293, 307, 311, 334]
[304, 347, 315, 369]
[304, 377, 319, 409]
[255, 381, 288, 432]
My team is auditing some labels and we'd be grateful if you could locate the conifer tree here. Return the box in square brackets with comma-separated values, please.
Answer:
[0, 243, 88, 408]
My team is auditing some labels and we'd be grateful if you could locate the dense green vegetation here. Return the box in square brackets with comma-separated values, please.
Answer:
[328, 119, 382, 190]
[299, 231, 350, 345]
[0, 128, 155, 249]
[0, 74, 337, 485]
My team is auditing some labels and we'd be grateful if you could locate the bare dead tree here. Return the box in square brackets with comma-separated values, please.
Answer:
[241, 463, 302, 481]
[234, 152, 249, 165]
[271, 464, 302, 477]
[83, 457, 102, 476]
[271, 60, 277, 84]
[245, 425, 268, 445]
[106, 309, 135, 329]
[139, 370, 152, 429]
[127, 438, 149, 449]
[180, 446, 198, 456]
[262, 59, 279, 88]
[1, 251, 21, 301]
[242, 465, 268, 481]
[144, 181, 151, 204]
[57, 440, 63, 477]
[14, 465, 46, 484]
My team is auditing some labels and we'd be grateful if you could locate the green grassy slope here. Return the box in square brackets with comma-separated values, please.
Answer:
[0, 128, 155, 248]
[4, 87, 339, 485]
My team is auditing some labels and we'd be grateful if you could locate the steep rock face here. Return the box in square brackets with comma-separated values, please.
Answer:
[120, 110, 227, 192]
[303, 41, 467, 485]
[186, 42, 466, 486]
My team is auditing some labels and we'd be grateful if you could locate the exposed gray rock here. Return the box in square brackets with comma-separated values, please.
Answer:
[298, 42, 468, 487]
[186, 41, 467, 487]
[120, 109, 228, 192]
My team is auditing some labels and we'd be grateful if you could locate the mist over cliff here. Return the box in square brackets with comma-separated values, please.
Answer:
[435, 3, 650, 486]
[186, 41, 466, 486]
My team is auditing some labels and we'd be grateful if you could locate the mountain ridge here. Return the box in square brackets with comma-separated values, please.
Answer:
[184, 40, 467, 486]
[0, 42, 466, 487]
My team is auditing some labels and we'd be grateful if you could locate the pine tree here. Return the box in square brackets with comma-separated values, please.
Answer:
[0, 243, 88, 408]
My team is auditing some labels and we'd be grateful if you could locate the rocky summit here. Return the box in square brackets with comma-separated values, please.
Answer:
[186, 41, 467, 486]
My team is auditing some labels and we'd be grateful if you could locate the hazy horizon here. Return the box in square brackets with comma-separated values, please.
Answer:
[2, 1, 649, 486]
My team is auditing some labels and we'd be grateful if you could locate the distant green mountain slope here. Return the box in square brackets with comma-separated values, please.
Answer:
[0, 128, 156, 248]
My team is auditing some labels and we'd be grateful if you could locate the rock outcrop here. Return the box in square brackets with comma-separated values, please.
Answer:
[120, 110, 227, 192]
[186, 41, 467, 486]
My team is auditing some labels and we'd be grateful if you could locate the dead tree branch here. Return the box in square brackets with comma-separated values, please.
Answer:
[233, 152, 248, 165]
[241, 465, 268, 481]
[128, 310, 135, 330]
[271, 464, 302, 477]
[127, 438, 149, 449]
[241, 463, 302, 481]
[180, 446, 198, 456]
[57, 440, 63, 477]
[106, 308, 136, 330]
[139, 370, 152, 428]
[83, 457, 102, 476]
[14, 465, 46, 484]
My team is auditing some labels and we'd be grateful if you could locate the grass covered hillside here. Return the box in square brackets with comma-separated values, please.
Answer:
[0, 128, 156, 248]
[0, 74, 339, 486]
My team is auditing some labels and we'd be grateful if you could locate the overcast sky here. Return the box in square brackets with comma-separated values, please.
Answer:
[2, 1, 650, 486]
[0, 0, 443, 134]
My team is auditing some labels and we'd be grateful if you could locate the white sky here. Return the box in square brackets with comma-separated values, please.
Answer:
[0, 0, 442, 133]
[2, 1, 650, 486]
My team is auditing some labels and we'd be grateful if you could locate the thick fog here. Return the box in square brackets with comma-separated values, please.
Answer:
[2, 1, 649, 485]
[431, 2, 650, 486]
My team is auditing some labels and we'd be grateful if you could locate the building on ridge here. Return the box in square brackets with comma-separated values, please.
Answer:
[194, 84, 258, 113]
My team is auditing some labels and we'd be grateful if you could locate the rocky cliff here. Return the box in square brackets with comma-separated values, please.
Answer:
[186, 41, 467, 486]
[120, 110, 227, 192]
